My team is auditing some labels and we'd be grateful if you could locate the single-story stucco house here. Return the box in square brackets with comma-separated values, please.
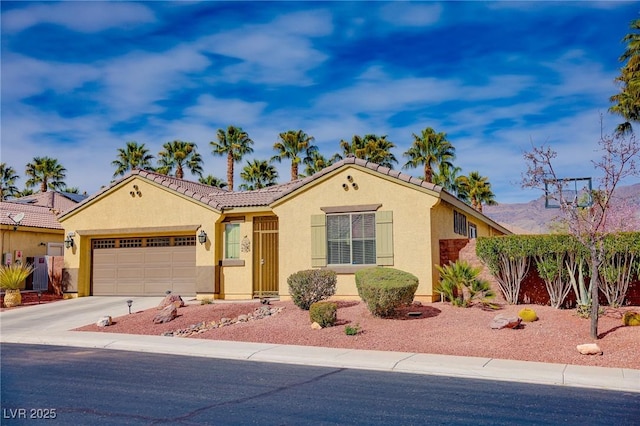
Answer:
[58, 158, 511, 301]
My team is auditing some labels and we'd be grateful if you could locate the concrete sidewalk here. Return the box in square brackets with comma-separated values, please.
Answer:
[1, 297, 638, 393]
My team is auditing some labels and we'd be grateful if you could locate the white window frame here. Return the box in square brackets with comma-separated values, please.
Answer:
[326, 212, 376, 266]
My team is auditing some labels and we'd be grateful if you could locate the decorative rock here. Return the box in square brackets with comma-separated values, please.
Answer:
[311, 322, 322, 330]
[577, 343, 603, 355]
[237, 314, 249, 322]
[157, 294, 185, 310]
[153, 304, 177, 324]
[96, 316, 112, 327]
[490, 314, 522, 329]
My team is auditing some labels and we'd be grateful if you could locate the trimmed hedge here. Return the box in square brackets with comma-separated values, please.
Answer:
[288, 269, 337, 310]
[309, 301, 337, 327]
[355, 267, 418, 317]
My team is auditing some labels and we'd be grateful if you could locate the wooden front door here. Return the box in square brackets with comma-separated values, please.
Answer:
[252, 216, 279, 298]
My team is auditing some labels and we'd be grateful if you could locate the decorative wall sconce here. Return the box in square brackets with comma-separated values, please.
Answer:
[198, 230, 207, 244]
[64, 232, 75, 249]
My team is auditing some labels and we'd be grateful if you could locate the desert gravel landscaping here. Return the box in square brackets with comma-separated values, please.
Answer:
[76, 299, 640, 370]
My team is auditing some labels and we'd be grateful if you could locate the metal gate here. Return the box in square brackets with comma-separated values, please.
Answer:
[252, 216, 279, 298]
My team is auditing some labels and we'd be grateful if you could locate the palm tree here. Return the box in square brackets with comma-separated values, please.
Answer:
[112, 141, 155, 177]
[457, 171, 497, 212]
[59, 186, 81, 194]
[157, 140, 203, 179]
[303, 151, 333, 176]
[25, 157, 67, 192]
[337, 134, 397, 168]
[199, 175, 228, 189]
[433, 163, 467, 201]
[610, 18, 640, 134]
[239, 159, 278, 190]
[211, 126, 254, 191]
[363, 134, 397, 168]
[272, 130, 317, 181]
[0, 163, 20, 200]
[402, 127, 455, 183]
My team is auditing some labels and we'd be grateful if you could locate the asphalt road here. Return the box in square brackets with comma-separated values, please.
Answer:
[1, 344, 638, 425]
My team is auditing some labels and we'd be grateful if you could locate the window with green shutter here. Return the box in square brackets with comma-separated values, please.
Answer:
[311, 210, 393, 267]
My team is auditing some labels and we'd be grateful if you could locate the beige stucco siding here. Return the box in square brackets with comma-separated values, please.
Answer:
[273, 166, 439, 301]
[60, 177, 219, 296]
[1, 227, 64, 262]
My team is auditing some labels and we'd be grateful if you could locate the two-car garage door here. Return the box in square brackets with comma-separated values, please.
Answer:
[92, 236, 196, 296]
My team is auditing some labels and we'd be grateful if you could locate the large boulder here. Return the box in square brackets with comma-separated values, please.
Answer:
[576, 343, 603, 355]
[153, 304, 177, 324]
[96, 316, 112, 327]
[157, 294, 184, 310]
[490, 314, 522, 330]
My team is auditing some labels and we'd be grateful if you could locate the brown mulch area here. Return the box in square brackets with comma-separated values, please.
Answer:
[0, 291, 64, 311]
[76, 299, 640, 370]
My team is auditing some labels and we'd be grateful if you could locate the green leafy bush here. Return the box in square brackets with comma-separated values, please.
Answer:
[435, 260, 496, 308]
[288, 269, 337, 310]
[309, 301, 337, 327]
[518, 308, 538, 322]
[355, 267, 418, 317]
[345, 323, 360, 335]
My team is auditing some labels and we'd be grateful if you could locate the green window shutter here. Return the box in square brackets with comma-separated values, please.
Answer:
[376, 211, 393, 265]
[311, 214, 327, 267]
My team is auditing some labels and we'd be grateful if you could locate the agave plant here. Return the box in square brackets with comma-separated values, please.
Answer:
[435, 260, 496, 308]
[0, 263, 34, 290]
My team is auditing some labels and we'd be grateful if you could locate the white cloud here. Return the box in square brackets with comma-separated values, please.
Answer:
[197, 10, 332, 85]
[378, 2, 442, 27]
[1, 2, 156, 33]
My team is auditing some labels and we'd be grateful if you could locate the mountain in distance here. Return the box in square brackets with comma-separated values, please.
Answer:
[483, 183, 640, 234]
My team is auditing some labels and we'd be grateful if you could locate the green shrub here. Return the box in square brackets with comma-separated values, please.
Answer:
[622, 311, 640, 326]
[309, 301, 337, 327]
[355, 267, 418, 317]
[345, 323, 360, 336]
[435, 260, 496, 308]
[288, 269, 337, 310]
[518, 308, 538, 322]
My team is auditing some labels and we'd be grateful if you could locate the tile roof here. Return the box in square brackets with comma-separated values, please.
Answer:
[57, 159, 511, 234]
[1, 201, 64, 230]
[9, 191, 86, 213]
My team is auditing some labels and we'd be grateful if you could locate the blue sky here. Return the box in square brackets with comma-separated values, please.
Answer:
[1, 1, 637, 203]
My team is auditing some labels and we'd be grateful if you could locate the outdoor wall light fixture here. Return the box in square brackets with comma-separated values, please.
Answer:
[64, 232, 75, 249]
[198, 229, 207, 244]
[126, 299, 133, 314]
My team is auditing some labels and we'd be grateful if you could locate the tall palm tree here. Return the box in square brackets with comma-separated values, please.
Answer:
[610, 18, 640, 134]
[239, 159, 278, 190]
[457, 171, 497, 212]
[0, 163, 20, 200]
[433, 163, 467, 201]
[157, 140, 203, 179]
[337, 134, 397, 168]
[25, 156, 67, 192]
[199, 175, 228, 189]
[112, 141, 155, 177]
[303, 151, 333, 176]
[211, 126, 254, 191]
[272, 130, 317, 181]
[402, 127, 455, 183]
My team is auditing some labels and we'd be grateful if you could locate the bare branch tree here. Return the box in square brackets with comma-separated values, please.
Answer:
[522, 126, 639, 338]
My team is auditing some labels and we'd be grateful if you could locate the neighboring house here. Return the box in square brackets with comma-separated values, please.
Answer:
[1, 191, 85, 264]
[58, 158, 511, 301]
